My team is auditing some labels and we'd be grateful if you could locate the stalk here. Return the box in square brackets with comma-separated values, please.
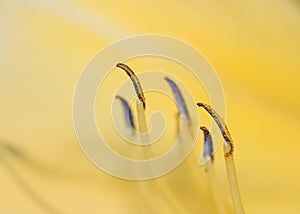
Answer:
[205, 161, 228, 214]
[224, 152, 244, 214]
[197, 103, 245, 214]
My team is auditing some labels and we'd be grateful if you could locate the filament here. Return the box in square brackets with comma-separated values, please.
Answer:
[165, 77, 191, 125]
[197, 102, 233, 156]
[197, 102, 244, 213]
[200, 126, 214, 162]
[115, 95, 135, 131]
[116, 63, 146, 109]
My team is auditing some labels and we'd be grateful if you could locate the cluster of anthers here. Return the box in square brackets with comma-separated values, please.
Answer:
[116, 63, 245, 214]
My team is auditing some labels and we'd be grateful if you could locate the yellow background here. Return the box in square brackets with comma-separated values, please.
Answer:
[0, 0, 300, 213]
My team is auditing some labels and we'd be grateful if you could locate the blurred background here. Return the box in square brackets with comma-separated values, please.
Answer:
[1, 0, 300, 213]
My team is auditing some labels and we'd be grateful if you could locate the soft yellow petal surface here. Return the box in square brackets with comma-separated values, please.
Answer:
[0, 0, 300, 213]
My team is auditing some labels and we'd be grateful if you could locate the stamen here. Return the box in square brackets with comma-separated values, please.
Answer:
[197, 102, 244, 213]
[200, 126, 214, 162]
[115, 95, 135, 131]
[116, 63, 146, 109]
[165, 77, 191, 125]
[197, 102, 233, 156]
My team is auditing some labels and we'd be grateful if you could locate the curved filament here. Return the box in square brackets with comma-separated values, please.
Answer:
[116, 63, 146, 109]
[115, 95, 135, 131]
[165, 77, 191, 125]
[197, 103, 231, 142]
[200, 126, 214, 162]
